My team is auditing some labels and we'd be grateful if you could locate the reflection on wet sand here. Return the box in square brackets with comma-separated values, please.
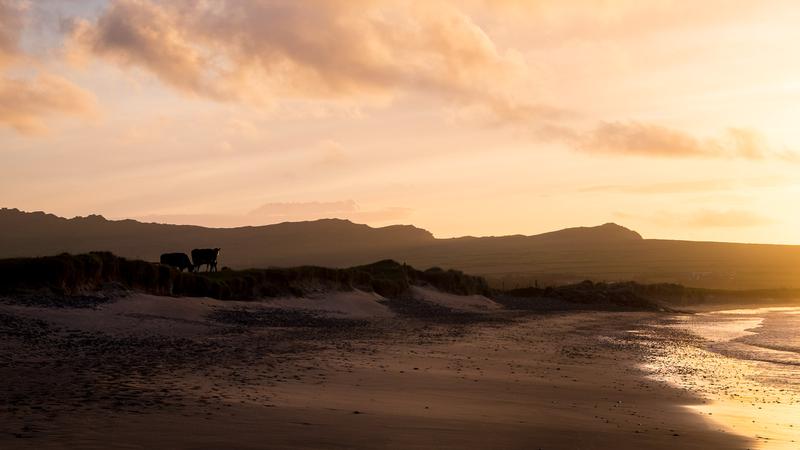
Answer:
[642, 308, 800, 449]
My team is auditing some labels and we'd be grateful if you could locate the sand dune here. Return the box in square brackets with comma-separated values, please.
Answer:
[409, 286, 501, 312]
[263, 290, 394, 319]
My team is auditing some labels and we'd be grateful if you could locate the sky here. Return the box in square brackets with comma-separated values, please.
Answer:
[2, 0, 800, 244]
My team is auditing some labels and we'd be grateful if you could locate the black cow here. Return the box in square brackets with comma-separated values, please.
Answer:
[160, 252, 194, 272]
[191, 248, 220, 272]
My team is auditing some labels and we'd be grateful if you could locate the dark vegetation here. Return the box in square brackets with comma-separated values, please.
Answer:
[500, 281, 670, 311]
[2, 252, 791, 313]
[6, 208, 800, 291]
[501, 280, 800, 310]
[0, 252, 488, 303]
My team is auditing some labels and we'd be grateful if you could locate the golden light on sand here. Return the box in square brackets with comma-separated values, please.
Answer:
[645, 308, 800, 449]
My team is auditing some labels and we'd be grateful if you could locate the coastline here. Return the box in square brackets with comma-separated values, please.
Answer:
[642, 307, 800, 449]
[0, 294, 754, 449]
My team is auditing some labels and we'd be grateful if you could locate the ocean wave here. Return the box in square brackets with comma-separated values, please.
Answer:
[711, 341, 800, 367]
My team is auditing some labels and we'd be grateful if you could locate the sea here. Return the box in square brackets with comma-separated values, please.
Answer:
[642, 307, 800, 449]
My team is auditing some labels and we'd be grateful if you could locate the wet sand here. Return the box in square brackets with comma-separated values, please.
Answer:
[643, 308, 800, 449]
[0, 293, 754, 449]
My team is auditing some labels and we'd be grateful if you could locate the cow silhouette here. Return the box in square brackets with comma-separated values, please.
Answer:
[192, 248, 220, 272]
[160, 252, 194, 272]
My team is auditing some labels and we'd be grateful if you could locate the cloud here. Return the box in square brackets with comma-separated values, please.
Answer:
[687, 209, 773, 228]
[0, 73, 98, 135]
[68, 0, 208, 96]
[0, 0, 24, 66]
[58, 0, 797, 155]
[313, 139, 348, 167]
[619, 208, 773, 229]
[575, 121, 794, 160]
[137, 200, 412, 227]
[581, 176, 791, 194]
[66, 0, 558, 121]
[351, 207, 414, 223]
[248, 200, 358, 219]
[225, 118, 262, 140]
[248, 200, 413, 224]
[0, 0, 98, 135]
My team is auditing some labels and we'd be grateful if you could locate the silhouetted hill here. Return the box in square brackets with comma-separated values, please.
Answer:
[521, 222, 642, 243]
[432, 223, 642, 255]
[3, 208, 800, 290]
[0, 208, 434, 268]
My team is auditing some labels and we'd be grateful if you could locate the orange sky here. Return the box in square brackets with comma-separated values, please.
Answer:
[2, 0, 800, 243]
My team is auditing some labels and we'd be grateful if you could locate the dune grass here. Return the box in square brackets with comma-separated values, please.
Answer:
[0, 252, 489, 301]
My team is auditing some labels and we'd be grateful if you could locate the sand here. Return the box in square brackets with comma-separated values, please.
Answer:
[0, 292, 755, 449]
[643, 308, 800, 449]
[263, 290, 395, 319]
[409, 286, 501, 312]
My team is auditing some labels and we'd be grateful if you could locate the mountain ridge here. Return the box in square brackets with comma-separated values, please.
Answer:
[3, 207, 800, 290]
[0, 208, 642, 242]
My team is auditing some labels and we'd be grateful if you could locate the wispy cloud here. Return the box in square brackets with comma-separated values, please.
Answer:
[617, 208, 773, 229]
[0, 0, 23, 65]
[581, 176, 791, 194]
[0, 73, 97, 135]
[0, 0, 97, 135]
[248, 200, 358, 219]
[249, 200, 412, 223]
[575, 121, 794, 160]
[136, 200, 412, 228]
[687, 209, 773, 228]
[313, 140, 348, 167]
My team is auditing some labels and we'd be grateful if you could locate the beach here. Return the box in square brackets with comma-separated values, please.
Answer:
[0, 290, 768, 449]
[641, 307, 800, 449]
[5, 1, 800, 447]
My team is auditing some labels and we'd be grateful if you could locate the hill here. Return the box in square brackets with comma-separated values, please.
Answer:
[0, 208, 434, 268]
[3, 208, 800, 290]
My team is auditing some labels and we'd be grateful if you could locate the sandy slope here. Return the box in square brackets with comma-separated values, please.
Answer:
[0, 292, 753, 449]
[0, 290, 393, 338]
[263, 290, 394, 319]
[409, 286, 501, 312]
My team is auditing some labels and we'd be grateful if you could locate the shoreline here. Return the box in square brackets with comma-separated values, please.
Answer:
[643, 307, 800, 449]
[0, 293, 756, 449]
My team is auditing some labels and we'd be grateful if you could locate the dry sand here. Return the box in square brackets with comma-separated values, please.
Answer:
[0, 292, 754, 449]
[409, 286, 501, 312]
